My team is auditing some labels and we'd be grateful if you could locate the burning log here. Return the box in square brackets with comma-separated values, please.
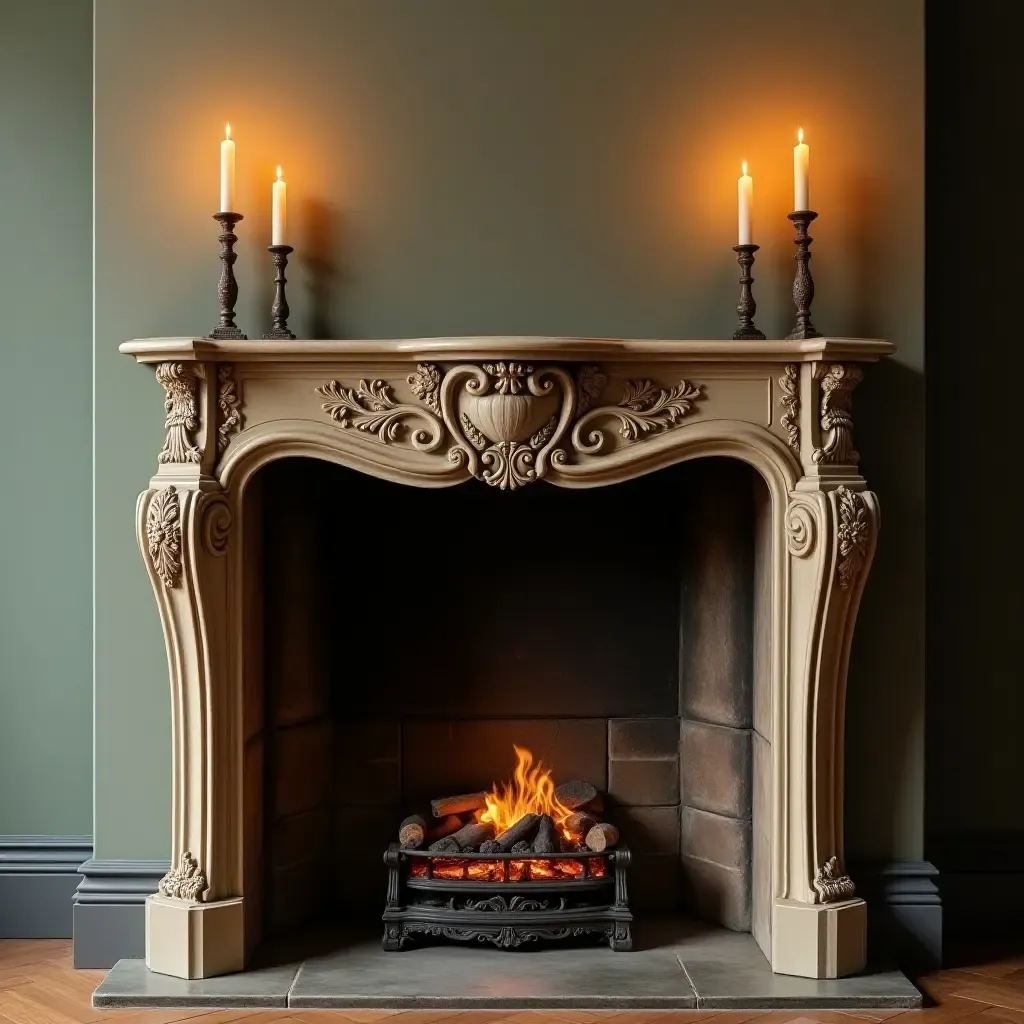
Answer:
[585, 823, 620, 852]
[564, 811, 598, 839]
[479, 812, 540, 854]
[428, 821, 495, 853]
[532, 814, 558, 854]
[554, 780, 599, 810]
[430, 792, 489, 818]
[399, 813, 462, 849]
[511, 841, 531, 854]
[560, 835, 583, 853]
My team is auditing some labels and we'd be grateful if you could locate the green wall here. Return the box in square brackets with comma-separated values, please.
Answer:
[95, 0, 923, 861]
[0, 0, 93, 836]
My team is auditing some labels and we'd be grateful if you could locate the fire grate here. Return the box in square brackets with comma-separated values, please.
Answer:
[382, 844, 633, 951]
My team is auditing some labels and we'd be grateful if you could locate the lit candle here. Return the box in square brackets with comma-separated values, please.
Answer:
[220, 124, 236, 212]
[272, 166, 287, 245]
[737, 161, 753, 245]
[793, 127, 809, 211]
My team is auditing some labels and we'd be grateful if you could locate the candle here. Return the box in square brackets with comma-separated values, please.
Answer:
[793, 127, 809, 211]
[220, 124, 236, 212]
[272, 166, 287, 245]
[737, 161, 753, 245]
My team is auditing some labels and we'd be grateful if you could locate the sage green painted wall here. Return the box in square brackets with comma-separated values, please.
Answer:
[0, 0, 93, 836]
[95, 0, 923, 861]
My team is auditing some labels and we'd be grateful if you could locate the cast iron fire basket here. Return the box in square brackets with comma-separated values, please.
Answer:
[382, 844, 633, 951]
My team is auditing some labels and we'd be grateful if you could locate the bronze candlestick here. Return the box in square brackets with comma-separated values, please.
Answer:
[732, 243, 766, 340]
[262, 244, 296, 339]
[207, 212, 247, 340]
[787, 210, 822, 340]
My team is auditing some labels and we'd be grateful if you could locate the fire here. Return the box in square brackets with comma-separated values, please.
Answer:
[479, 745, 575, 838]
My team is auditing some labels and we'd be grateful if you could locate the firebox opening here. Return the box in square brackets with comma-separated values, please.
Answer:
[243, 455, 762, 952]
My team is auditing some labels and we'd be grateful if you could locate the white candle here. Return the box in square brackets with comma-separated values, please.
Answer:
[272, 166, 287, 245]
[793, 127, 809, 211]
[220, 124, 236, 212]
[737, 161, 753, 245]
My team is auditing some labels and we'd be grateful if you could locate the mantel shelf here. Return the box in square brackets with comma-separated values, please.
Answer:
[120, 335, 894, 365]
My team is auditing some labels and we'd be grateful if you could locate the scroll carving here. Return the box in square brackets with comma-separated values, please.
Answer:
[785, 498, 817, 559]
[835, 486, 869, 590]
[571, 378, 703, 455]
[779, 363, 800, 454]
[156, 363, 202, 465]
[216, 364, 242, 454]
[201, 496, 232, 557]
[813, 856, 856, 904]
[146, 487, 182, 588]
[316, 378, 444, 451]
[812, 364, 862, 465]
[158, 851, 209, 902]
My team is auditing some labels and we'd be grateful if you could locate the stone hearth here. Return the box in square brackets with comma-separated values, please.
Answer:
[121, 335, 890, 983]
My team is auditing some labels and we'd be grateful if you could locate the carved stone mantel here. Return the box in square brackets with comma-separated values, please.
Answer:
[122, 335, 891, 980]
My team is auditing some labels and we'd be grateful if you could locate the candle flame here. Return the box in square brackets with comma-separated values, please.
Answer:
[276, 165, 283, 181]
[225, 123, 231, 140]
[742, 160, 748, 176]
[797, 127, 804, 144]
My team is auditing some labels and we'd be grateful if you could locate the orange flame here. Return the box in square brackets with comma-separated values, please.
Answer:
[479, 745, 574, 838]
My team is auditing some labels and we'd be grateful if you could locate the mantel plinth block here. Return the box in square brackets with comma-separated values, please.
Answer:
[772, 897, 867, 978]
[145, 895, 244, 979]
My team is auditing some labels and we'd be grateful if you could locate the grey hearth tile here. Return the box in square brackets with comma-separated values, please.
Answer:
[91, 958, 299, 1008]
[673, 925, 922, 1008]
[287, 932, 698, 1008]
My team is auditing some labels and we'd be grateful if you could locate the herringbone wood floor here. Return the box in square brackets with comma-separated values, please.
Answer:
[2, 940, 1024, 1024]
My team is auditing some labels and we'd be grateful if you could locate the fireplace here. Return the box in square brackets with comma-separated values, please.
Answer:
[123, 335, 887, 982]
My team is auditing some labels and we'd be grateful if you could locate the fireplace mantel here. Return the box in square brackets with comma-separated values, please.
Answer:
[122, 335, 891, 981]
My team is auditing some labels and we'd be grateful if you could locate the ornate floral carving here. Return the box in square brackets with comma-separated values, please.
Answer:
[399, 920, 610, 949]
[158, 851, 209, 902]
[835, 486, 869, 590]
[576, 365, 607, 414]
[216, 364, 242, 454]
[463, 895, 552, 913]
[460, 412, 488, 451]
[484, 361, 531, 394]
[813, 856, 856, 903]
[146, 487, 182, 588]
[407, 363, 441, 414]
[779, 363, 800, 454]
[812, 364, 862, 465]
[316, 379, 444, 451]
[156, 363, 202, 465]
[572, 378, 703, 454]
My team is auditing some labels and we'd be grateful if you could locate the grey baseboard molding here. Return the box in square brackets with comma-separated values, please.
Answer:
[930, 832, 1024, 948]
[853, 859, 942, 969]
[73, 857, 169, 968]
[0, 835, 93, 938]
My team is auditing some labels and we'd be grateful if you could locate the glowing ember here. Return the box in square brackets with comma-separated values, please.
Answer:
[408, 857, 608, 882]
[479, 745, 575, 839]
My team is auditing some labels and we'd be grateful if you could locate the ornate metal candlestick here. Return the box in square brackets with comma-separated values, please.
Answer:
[787, 210, 822, 340]
[207, 212, 247, 340]
[732, 243, 766, 340]
[262, 244, 296, 340]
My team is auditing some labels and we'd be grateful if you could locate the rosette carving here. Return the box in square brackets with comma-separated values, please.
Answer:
[408, 363, 441, 415]
[440, 363, 576, 490]
[835, 486, 869, 590]
[812, 364, 862, 465]
[156, 363, 201, 465]
[779, 363, 800, 454]
[158, 851, 209, 902]
[571, 378, 703, 454]
[146, 487, 182, 588]
[216, 364, 242, 454]
[316, 378, 444, 451]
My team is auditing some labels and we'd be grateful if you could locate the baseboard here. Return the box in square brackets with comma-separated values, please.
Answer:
[930, 833, 1024, 946]
[0, 835, 93, 938]
[853, 860, 942, 969]
[73, 857, 169, 968]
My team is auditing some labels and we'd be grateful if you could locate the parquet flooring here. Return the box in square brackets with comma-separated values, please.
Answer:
[2, 939, 1023, 1024]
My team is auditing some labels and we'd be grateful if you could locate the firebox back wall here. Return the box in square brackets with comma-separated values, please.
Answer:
[259, 457, 756, 938]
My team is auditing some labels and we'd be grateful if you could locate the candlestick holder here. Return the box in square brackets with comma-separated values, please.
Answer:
[787, 210, 822, 340]
[732, 243, 766, 340]
[262, 244, 296, 339]
[207, 212, 247, 340]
